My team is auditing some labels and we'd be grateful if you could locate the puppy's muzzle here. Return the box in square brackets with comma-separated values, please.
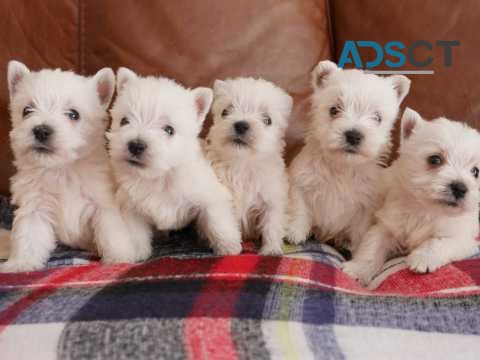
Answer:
[127, 139, 147, 166]
[233, 121, 250, 136]
[449, 181, 468, 200]
[32, 124, 53, 144]
[344, 129, 363, 148]
[231, 121, 251, 146]
[126, 139, 147, 167]
[31, 124, 54, 153]
[128, 139, 147, 158]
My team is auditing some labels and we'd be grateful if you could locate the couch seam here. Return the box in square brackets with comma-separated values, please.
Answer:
[77, 0, 85, 74]
[325, 0, 336, 61]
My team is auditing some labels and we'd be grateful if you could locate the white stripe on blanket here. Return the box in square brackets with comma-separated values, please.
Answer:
[333, 325, 480, 360]
[262, 320, 314, 360]
[0, 322, 64, 360]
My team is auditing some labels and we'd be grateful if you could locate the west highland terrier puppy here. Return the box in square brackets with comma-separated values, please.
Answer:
[343, 108, 480, 285]
[287, 60, 410, 252]
[0, 61, 136, 272]
[108, 68, 242, 257]
[204, 78, 293, 255]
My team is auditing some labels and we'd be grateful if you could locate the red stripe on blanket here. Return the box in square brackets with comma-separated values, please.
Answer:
[0, 267, 91, 332]
[1, 256, 480, 298]
[0, 258, 246, 287]
[375, 259, 480, 295]
[184, 256, 262, 360]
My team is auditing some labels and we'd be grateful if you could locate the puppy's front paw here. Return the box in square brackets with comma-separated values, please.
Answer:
[406, 251, 444, 273]
[0, 260, 44, 273]
[132, 244, 152, 263]
[286, 226, 308, 245]
[259, 243, 283, 256]
[101, 245, 139, 264]
[213, 238, 242, 256]
[342, 260, 376, 287]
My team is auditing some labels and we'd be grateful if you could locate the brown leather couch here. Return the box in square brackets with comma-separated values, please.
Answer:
[1, 0, 478, 195]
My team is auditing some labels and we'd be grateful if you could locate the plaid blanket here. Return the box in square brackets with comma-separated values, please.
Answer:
[1, 226, 479, 360]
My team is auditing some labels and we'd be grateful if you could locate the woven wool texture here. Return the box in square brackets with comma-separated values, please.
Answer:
[0, 199, 479, 359]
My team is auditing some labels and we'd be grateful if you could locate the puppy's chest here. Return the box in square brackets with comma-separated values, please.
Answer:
[220, 164, 266, 216]
[126, 181, 196, 230]
[13, 166, 105, 248]
[305, 171, 374, 226]
[53, 173, 97, 247]
[378, 203, 434, 250]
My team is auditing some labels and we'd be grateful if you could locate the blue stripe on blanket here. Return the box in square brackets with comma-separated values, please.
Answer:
[11, 280, 204, 324]
[6, 279, 480, 335]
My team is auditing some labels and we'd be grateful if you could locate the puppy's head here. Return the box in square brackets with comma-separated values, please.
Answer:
[208, 78, 292, 156]
[7, 60, 114, 168]
[108, 68, 212, 179]
[308, 60, 410, 164]
[397, 108, 480, 213]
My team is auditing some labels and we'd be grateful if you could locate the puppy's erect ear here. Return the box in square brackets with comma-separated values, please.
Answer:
[284, 93, 294, 118]
[213, 79, 229, 96]
[279, 92, 294, 121]
[401, 107, 424, 143]
[116, 67, 137, 94]
[93, 68, 115, 109]
[389, 75, 411, 104]
[7, 60, 30, 98]
[311, 60, 338, 90]
[192, 87, 213, 126]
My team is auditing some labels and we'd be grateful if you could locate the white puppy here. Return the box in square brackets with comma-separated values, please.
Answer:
[343, 108, 480, 285]
[287, 60, 410, 252]
[108, 68, 242, 257]
[0, 61, 136, 272]
[205, 78, 292, 255]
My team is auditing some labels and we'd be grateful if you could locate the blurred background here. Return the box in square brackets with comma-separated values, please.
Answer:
[0, 0, 478, 194]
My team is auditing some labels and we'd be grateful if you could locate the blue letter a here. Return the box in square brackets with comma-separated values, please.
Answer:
[338, 41, 363, 68]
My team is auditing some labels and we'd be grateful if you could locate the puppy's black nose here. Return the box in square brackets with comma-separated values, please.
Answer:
[344, 129, 364, 147]
[233, 121, 250, 135]
[32, 124, 53, 144]
[128, 139, 147, 157]
[449, 181, 468, 200]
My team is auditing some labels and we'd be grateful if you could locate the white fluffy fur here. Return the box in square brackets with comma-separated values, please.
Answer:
[205, 78, 293, 254]
[0, 61, 137, 272]
[108, 68, 242, 257]
[343, 108, 480, 285]
[287, 60, 410, 252]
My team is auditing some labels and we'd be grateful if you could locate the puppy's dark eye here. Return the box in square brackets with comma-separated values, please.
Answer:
[374, 111, 382, 123]
[120, 117, 129, 126]
[164, 125, 175, 136]
[263, 114, 272, 126]
[471, 166, 479, 179]
[22, 106, 34, 118]
[427, 154, 443, 167]
[222, 105, 232, 118]
[66, 109, 80, 121]
[329, 106, 339, 117]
